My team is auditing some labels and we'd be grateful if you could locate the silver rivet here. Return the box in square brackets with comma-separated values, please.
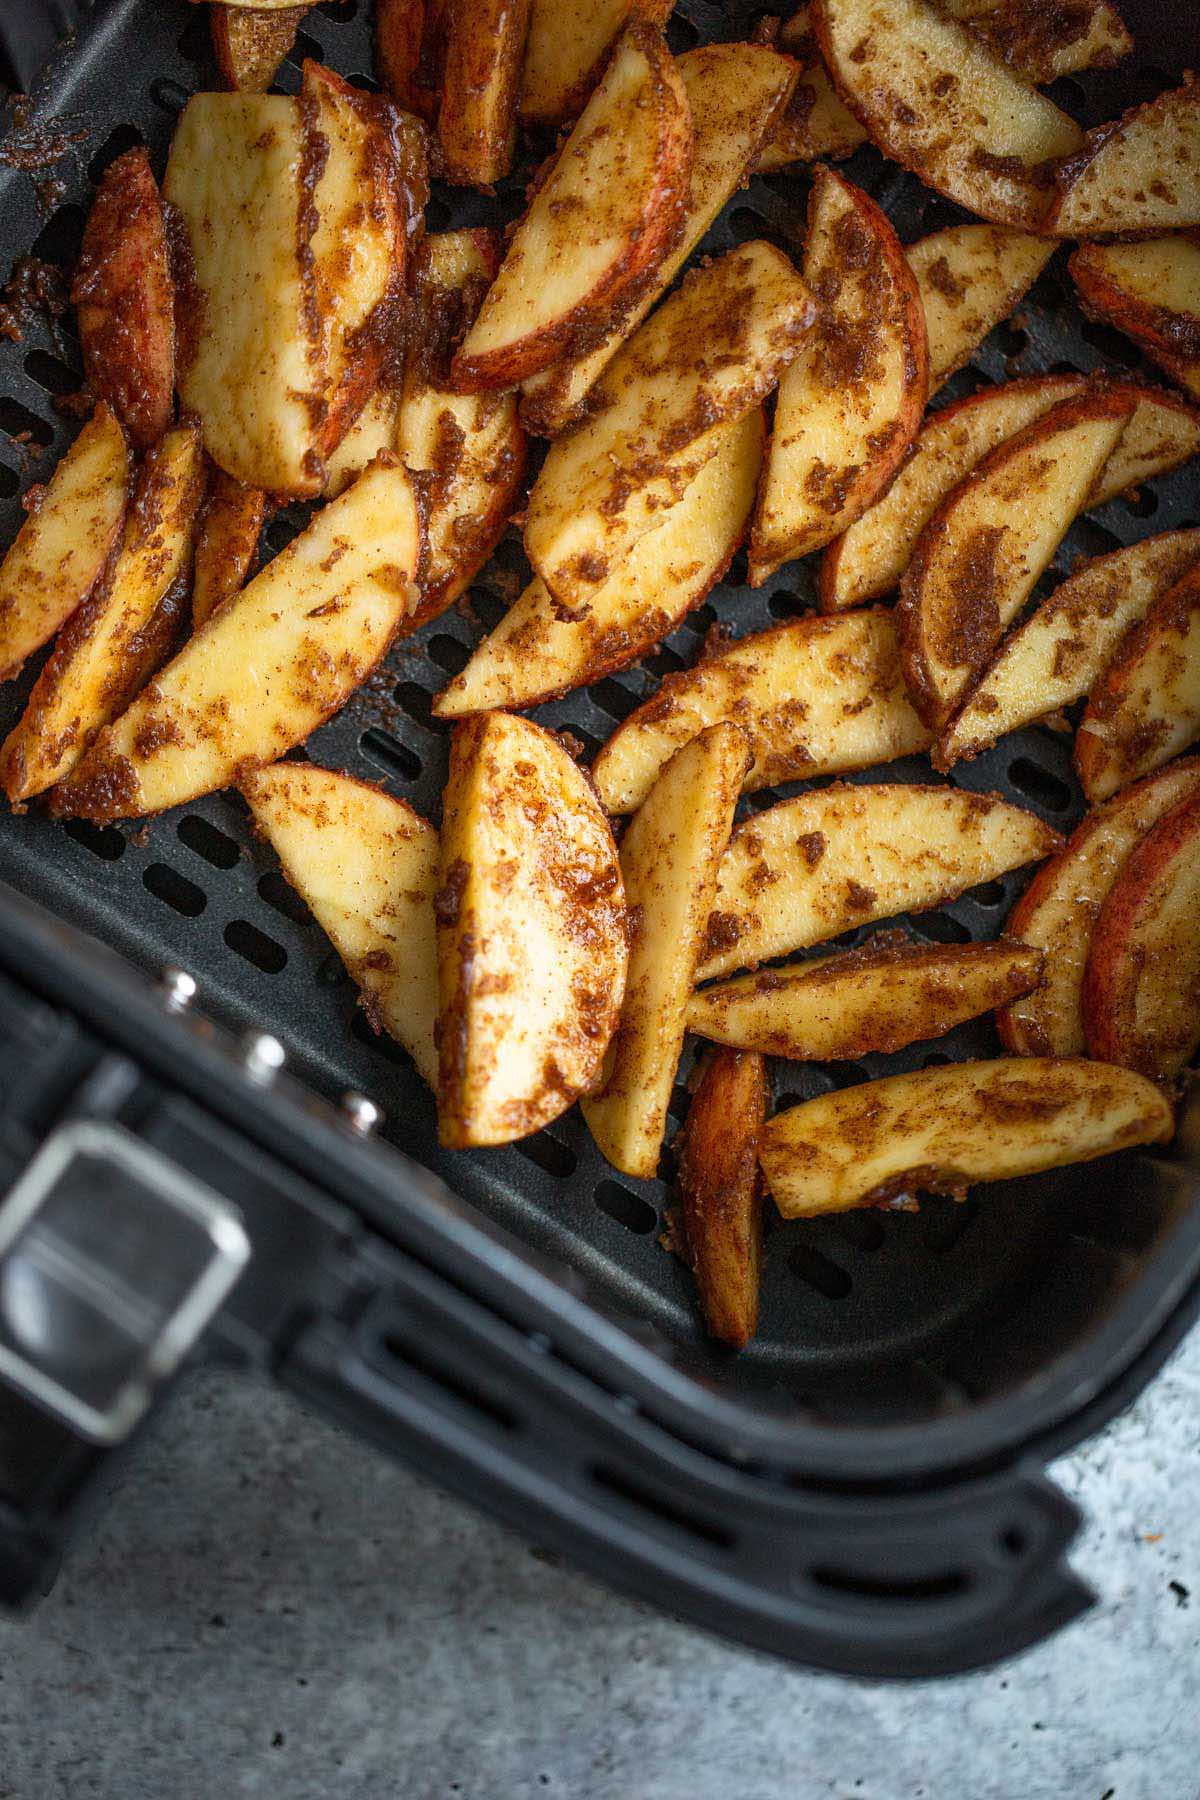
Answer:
[242, 1033, 285, 1083]
[161, 967, 197, 1013]
[341, 1092, 384, 1134]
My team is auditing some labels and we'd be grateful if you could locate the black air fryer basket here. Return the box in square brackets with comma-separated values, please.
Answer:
[0, 0, 1198, 1680]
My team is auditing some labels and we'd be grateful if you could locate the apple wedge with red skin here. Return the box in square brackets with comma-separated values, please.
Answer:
[1083, 786, 1200, 1083]
[748, 167, 928, 586]
[812, 0, 1082, 229]
[190, 465, 267, 630]
[1075, 560, 1200, 804]
[1049, 78, 1200, 239]
[1071, 236, 1200, 403]
[938, 528, 1200, 770]
[452, 22, 692, 391]
[375, 0, 442, 121]
[438, 0, 532, 188]
[823, 377, 1200, 614]
[674, 1047, 767, 1351]
[72, 146, 174, 453]
[908, 223, 1054, 398]
[940, 0, 1131, 84]
[998, 757, 1200, 1059]
[519, 42, 801, 438]
[897, 386, 1135, 731]
[759, 1058, 1173, 1221]
[435, 410, 763, 717]
[752, 5, 866, 173]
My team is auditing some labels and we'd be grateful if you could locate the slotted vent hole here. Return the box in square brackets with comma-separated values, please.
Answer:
[920, 1198, 979, 1256]
[0, 465, 18, 499]
[590, 1462, 735, 1550]
[787, 1244, 852, 1300]
[176, 8, 212, 64]
[912, 910, 972, 946]
[143, 862, 206, 918]
[293, 29, 327, 63]
[829, 1212, 885, 1252]
[316, 0, 360, 18]
[31, 204, 85, 265]
[966, 879, 1007, 908]
[150, 76, 191, 116]
[224, 919, 287, 974]
[393, 680, 433, 728]
[427, 634, 469, 677]
[809, 1564, 969, 1603]
[515, 1133, 578, 1180]
[177, 813, 240, 869]
[594, 1181, 658, 1236]
[1007, 756, 1073, 814]
[63, 817, 124, 861]
[376, 1327, 518, 1434]
[23, 349, 79, 395]
[0, 399, 53, 450]
[360, 727, 422, 781]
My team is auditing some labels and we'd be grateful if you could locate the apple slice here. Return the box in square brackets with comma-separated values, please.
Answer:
[1083, 787, 1200, 1082]
[696, 783, 1059, 982]
[822, 377, 1200, 613]
[72, 146, 174, 453]
[436, 712, 627, 1148]
[821, 374, 1081, 614]
[164, 94, 326, 495]
[375, 0, 442, 120]
[939, 529, 1200, 769]
[1075, 561, 1200, 803]
[687, 936, 1044, 1060]
[438, 0, 533, 188]
[999, 757, 1200, 1057]
[519, 44, 802, 437]
[674, 1047, 767, 1350]
[435, 410, 762, 718]
[191, 466, 267, 630]
[244, 762, 439, 1088]
[591, 609, 930, 815]
[211, 4, 310, 91]
[897, 386, 1135, 729]
[1, 423, 204, 806]
[1050, 78, 1200, 238]
[0, 404, 129, 684]
[524, 241, 814, 610]
[518, 0, 674, 125]
[907, 224, 1054, 395]
[747, 168, 928, 586]
[397, 230, 526, 629]
[813, 0, 1082, 229]
[582, 722, 750, 1178]
[1072, 236, 1200, 402]
[323, 386, 400, 500]
[302, 63, 413, 457]
[940, 0, 1131, 84]
[760, 1057, 1172, 1219]
[51, 458, 422, 822]
[752, 6, 866, 173]
[452, 22, 691, 390]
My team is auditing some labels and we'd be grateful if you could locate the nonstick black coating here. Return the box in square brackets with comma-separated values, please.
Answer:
[0, 0, 1196, 1415]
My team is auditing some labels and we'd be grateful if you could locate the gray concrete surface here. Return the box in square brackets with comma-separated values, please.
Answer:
[1, 1329, 1197, 1800]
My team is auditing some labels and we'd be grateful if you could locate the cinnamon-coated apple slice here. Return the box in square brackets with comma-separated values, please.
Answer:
[907, 223, 1054, 395]
[452, 22, 691, 390]
[998, 758, 1200, 1057]
[1049, 78, 1200, 238]
[244, 762, 439, 1089]
[191, 465, 267, 630]
[1071, 236, 1200, 402]
[210, 4, 310, 91]
[939, 529, 1200, 769]
[813, 0, 1082, 229]
[1083, 787, 1200, 1082]
[437, 0, 533, 188]
[695, 783, 1060, 982]
[1075, 560, 1200, 803]
[518, 0, 674, 125]
[747, 167, 928, 586]
[674, 1047, 768, 1350]
[591, 609, 930, 815]
[435, 711, 627, 1148]
[897, 386, 1135, 729]
[760, 1058, 1173, 1219]
[582, 723, 751, 1179]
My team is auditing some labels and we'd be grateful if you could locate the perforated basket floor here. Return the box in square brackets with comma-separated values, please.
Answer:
[0, 0, 1197, 1403]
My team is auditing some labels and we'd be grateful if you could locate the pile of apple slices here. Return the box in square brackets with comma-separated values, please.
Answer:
[1, 0, 1198, 1355]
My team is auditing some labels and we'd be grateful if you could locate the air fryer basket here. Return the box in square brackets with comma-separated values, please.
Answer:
[0, 0, 1198, 1677]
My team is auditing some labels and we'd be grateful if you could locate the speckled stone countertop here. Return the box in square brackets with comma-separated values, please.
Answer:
[1, 1328, 1197, 1800]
